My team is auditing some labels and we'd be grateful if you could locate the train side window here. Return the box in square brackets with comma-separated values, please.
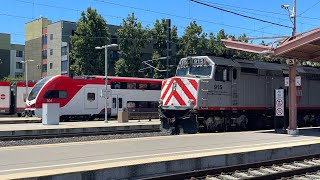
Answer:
[119, 98, 123, 108]
[111, 82, 121, 89]
[138, 83, 148, 90]
[127, 83, 136, 89]
[149, 84, 161, 90]
[87, 93, 95, 101]
[44, 90, 67, 99]
[112, 98, 117, 108]
[233, 69, 237, 79]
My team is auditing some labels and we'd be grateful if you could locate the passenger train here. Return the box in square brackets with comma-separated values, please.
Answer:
[0, 82, 35, 116]
[26, 75, 162, 120]
[159, 56, 320, 134]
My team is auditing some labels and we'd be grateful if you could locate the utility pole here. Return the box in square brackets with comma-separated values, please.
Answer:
[288, 0, 298, 135]
[166, 19, 171, 78]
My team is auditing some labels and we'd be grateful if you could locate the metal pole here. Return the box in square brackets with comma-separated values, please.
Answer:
[292, 0, 297, 37]
[25, 61, 28, 101]
[105, 46, 108, 123]
[166, 19, 171, 78]
[288, 0, 298, 135]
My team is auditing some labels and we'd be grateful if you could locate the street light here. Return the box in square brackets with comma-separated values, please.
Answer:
[95, 44, 118, 123]
[21, 60, 34, 101]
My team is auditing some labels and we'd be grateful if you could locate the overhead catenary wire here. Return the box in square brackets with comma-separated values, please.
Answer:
[190, 0, 293, 29]
[92, 0, 286, 36]
[9, 0, 245, 38]
[299, 0, 320, 16]
[199, 0, 320, 21]
[4, 0, 282, 39]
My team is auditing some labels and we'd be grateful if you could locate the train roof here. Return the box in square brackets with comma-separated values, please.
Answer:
[204, 56, 320, 74]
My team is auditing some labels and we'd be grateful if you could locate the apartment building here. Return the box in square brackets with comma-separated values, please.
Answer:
[25, 18, 177, 79]
[0, 33, 25, 79]
[25, 17, 52, 81]
[46, 21, 76, 77]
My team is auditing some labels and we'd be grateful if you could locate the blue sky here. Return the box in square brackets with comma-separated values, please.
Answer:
[1, 0, 319, 45]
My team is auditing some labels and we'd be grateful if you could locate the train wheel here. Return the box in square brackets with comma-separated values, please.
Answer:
[21, 111, 26, 117]
[27, 111, 33, 117]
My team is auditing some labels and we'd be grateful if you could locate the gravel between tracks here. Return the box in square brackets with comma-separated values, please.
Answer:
[0, 132, 169, 147]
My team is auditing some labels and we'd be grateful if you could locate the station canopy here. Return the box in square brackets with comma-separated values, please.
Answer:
[222, 27, 320, 61]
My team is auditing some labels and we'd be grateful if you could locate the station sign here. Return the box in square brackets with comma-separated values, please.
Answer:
[100, 89, 111, 98]
[285, 76, 301, 87]
[275, 89, 284, 117]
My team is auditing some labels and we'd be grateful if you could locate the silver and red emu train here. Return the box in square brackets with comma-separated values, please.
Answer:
[0, 82, 35, 116]
[159, 56, 320, 134]
[26, 75, 162, 120]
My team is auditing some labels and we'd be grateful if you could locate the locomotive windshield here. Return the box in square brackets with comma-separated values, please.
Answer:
[176, 57, 212, 77]
[28, 76, 52, 101]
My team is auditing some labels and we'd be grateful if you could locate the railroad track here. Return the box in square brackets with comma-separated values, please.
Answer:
[142, 154, 320, 180]
[0, 129, 160, 141]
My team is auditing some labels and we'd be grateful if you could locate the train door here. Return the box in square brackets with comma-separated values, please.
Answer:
[0, 83, 10, 113]
[111, 95, 118, 116]
[231, 68, 239, 108]
[84, 88, 98, 109]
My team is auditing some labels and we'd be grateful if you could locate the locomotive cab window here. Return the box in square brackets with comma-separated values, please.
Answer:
[44, 90, 67, 99]
[87, 93, 95, 101]
[214, 66, 230, 81]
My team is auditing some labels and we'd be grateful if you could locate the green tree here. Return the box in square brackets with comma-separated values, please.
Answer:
[1, 76, 23, 82]
[115, 13, 149, 77]
[178, 21, 207, 57]
[150, 19, 178, 79]
[70, 7, 110, 76]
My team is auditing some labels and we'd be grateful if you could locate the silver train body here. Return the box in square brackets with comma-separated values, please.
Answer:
[159, 56, 320, 134]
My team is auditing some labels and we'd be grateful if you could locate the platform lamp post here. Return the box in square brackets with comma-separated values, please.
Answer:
[95, 44, 118, 123]
[21, 59, 34, 101]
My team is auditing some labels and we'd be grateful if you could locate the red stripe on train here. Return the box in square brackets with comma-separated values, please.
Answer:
[188, 79, 198, 91]
[161, 79, 174, 100]
[175, 78, 196, 105]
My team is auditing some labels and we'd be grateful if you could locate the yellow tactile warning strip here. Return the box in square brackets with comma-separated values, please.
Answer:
[1, 137, 320, 179]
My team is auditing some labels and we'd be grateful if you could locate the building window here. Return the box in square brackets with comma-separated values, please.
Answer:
[50, 63, 53, 69]
[42, 64, 47, 72]
[111, 35, 118, 44]
[16, 51, 23, 57]
[50, 49, 53, 55]
[110, 50, 119, 60]
[42, 35, 47, 45]
[50, 34, 53, 40]
[61, 61, 68, 72]
[15, 72, 23, 78]
[42, 50, 47, 59]
[16, 62, 23, 69]
[61, 46, 68, 56]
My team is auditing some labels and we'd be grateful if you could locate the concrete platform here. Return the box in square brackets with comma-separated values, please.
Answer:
[1, 129, 320, 179]
[0, 120, 160, 138]
[0, 117, 41, 124]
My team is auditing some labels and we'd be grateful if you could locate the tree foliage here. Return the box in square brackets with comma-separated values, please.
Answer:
[178, 21, 207, 57]
[70, 7, 110, 76]
[1, 76, 24, 82]
[150, 19, 178, 79]
[115, 13, 149, 77]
